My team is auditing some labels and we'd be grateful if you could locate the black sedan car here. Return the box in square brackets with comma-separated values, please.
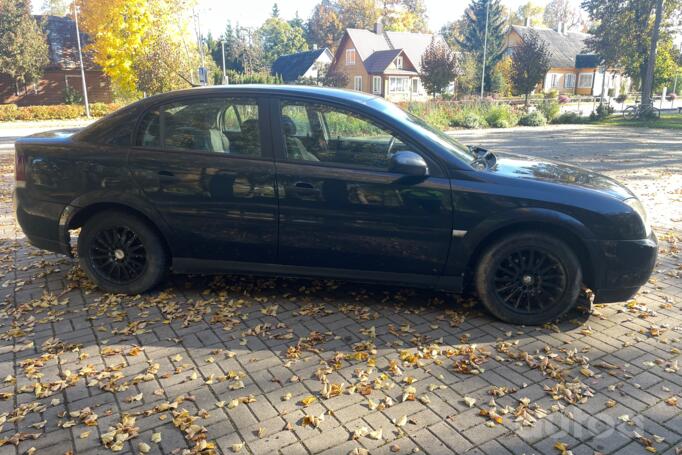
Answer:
[15, 86, 657, 324]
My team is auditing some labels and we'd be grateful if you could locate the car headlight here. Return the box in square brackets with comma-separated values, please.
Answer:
[624, 198, 651, 237]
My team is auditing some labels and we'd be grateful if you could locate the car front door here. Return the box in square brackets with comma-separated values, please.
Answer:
[272, 98, 453, 278]
[128, 95, 278, 264]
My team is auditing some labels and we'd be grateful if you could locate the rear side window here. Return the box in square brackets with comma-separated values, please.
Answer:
[77, 107, 138, 146]
[135, 97, 261, 157]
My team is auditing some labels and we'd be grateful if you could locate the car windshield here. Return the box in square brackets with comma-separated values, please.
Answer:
[368, 98, 476, 163]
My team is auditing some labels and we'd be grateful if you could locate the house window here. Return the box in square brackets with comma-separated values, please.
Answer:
[550, 73, 560, 88]
[412, 78, 419, 93]
[354, 75, 363, 91]
[389, 76, 409, 93]
[395, 56, 403, 69]
[578, 73, 594, 88]
[372, 76, 382, 94]
[564, 73, 576, 89]
[346, 49, 356, 65]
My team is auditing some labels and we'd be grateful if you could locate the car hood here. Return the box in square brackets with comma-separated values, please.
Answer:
[487, 152, 635, 200]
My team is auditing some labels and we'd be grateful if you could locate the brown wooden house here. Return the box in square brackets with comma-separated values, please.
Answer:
[0, 15, 112, 106]
[328, 22, 448, 102]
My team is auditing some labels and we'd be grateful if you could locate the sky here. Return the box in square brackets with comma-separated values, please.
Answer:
[196, 0, 540, 37]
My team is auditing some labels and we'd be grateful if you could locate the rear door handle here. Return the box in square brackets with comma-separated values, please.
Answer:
[157, 170, 178, 182]
[294, 181, 314, 189]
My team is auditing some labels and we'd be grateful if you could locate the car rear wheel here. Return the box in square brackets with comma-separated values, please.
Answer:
[475, 232, 582, 325]
[77, 211, 168, 294]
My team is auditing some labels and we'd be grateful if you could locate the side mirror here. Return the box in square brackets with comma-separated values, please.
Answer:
[389, 151, 429, 177]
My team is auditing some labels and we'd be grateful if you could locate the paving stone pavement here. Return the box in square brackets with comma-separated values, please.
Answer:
[0, 125, 680, 455]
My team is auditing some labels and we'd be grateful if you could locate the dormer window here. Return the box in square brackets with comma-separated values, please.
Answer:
[395, 56, 403, 69]
[346, 49, 356, 65]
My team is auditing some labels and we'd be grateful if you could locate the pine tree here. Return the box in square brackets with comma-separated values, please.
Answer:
[456, 0, 507, 94]
[0, 0, 49, 93]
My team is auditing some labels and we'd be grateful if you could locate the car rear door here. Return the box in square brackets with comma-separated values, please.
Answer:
[270, 97, 453, 278]
[128, 95, 278, 264]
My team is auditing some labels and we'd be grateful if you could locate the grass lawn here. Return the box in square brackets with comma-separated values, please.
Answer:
[597, 113, 682, 130]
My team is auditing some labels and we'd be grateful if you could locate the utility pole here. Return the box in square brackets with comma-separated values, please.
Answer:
[221, 40, 227, 84]
[480, 0, 491, 99]
[73, 2, 90, 118]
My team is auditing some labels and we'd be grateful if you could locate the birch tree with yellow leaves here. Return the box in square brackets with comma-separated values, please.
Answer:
[77, 0, 211, 98]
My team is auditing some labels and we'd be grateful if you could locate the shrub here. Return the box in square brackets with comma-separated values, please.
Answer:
[545, 89, 559, 99]
[0, 103, 119, 121]
[0, 104, 19, 121]
[589, 103, 614, 121]
[485, 104, 518, 128]
[461, 112, 489, 129]
[518, 111, 547, 126]
[537, 100, 560, 121]
[63, 85, 83, 105]
[89, 103, 120, 117]
[553, 112, 584, 124]
[607, 88, 616, 97]
[558, 95, 570, 104]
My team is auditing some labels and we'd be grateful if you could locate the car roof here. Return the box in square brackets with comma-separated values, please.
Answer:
[135, 85, 382, 108]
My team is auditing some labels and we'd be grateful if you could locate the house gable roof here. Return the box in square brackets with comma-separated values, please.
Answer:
[511, 25, 593, 68]
[343, 28, 445, 74]
[363, 49, 402, 73]
[271, 48, 331, 82]
[34, 15, 96, 70]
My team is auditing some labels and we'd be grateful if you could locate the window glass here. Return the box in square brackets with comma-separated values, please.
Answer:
[137, 98, 261, 156]
[578, 73, 593, 88]
[281, 105, 310, 137]
[280, 101, 407, 169]
[137, 108, 161, 148]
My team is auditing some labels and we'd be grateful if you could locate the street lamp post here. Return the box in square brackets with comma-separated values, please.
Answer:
[480, 0, 490, 100]
[221, 40, 227, 85]
[73, 2, 90, 119]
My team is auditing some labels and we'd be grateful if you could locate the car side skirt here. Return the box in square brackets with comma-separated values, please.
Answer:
[172, 258, 463, 292]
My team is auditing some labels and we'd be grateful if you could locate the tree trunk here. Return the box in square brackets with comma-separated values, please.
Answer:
[525, 92, 529, 107]
[641, 0, 664, 111]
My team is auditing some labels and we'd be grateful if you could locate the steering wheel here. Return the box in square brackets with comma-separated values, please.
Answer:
[386, 136, 396, 158]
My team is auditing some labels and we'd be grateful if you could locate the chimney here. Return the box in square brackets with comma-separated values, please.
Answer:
[524, 17, 531, 27]
[313, 43, 318, 50]
[375, 17, 383, 35]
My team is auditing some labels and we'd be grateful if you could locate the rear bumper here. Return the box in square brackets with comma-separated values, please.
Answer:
[589, 232, 657, 303]
[15, 190, 71, 256]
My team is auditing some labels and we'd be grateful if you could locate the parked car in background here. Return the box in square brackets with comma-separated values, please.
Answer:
[15, 85, 657, 324]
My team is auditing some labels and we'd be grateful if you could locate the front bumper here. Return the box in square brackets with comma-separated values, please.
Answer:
[589, 232, 657, 303]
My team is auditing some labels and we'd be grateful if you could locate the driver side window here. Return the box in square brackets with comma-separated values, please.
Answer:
[280, 101, 406, 169]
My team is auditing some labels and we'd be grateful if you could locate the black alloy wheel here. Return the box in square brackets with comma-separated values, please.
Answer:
[89, 226, 147, 284]
[475, 232, 582, 325]
[491, 248, 567, 314]
[78, 211, 168, 294]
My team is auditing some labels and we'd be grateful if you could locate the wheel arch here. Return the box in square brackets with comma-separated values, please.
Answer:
[462, 213, 597, 289]
[61, 201, 173, 259]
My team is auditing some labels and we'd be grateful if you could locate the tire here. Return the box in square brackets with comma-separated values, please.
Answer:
[623, 106, 637, 120]
[474, 232, 582, 325]
[77, 210, 168, 294]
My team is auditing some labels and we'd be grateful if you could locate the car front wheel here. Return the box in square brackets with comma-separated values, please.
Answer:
[77, 211, 168, 294]
[475, 232, 582, 325]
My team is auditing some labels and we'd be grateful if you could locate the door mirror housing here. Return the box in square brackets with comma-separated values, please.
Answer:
[389, 151, 429, 177]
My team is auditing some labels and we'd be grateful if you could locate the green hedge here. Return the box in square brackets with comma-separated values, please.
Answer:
[0, 103, 120, 122]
